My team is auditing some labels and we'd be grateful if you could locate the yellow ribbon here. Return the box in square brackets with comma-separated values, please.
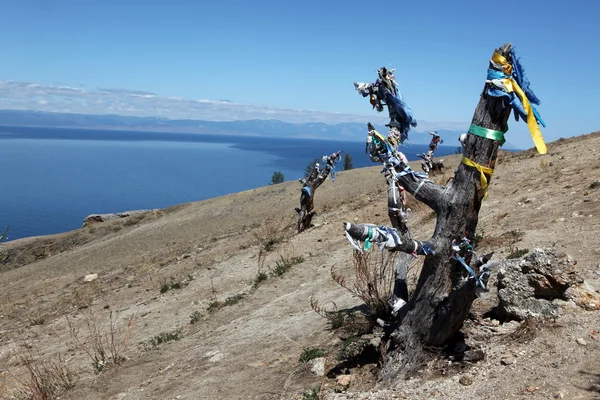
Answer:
[490, 51, 547, 155]
[462, 157, 494, 199]
[369, 93, 377, 109]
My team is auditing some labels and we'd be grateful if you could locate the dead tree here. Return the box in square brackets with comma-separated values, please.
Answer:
[344, 43, 546, 380]
[296, 151, 341, 233]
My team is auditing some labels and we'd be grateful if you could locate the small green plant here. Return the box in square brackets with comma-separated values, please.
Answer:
[159, 276, 189, 294]
[270, 255, 305, 277]
[150, 329, 183, 347]
[338, 336, 365, 360]
[590, 181, 600, 190]
[207, 293, 245, 313]
[252, 272, 268, 289]
[302, 387, 321, 400]
[263, 238, 277, 252]
[189, 311, 203, 324]
[299, 347, 326, 363]
[506, 245, 529, 259]
[473, 229, 485, 250]
[28, 316, 45, 326]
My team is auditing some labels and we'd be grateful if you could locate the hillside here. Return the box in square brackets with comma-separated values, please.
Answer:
[0, 132, 599, 400]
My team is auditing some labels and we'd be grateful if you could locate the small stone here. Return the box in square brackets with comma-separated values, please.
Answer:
[459, 374, 474, 386]
[309, 357, 326, 377]
[576, 338, 587, 346]
[500, 355, 516, 365]
[336, 374, 351, 390]
[553, 391, 565, 399]
[84, 273, 98, 282]
[526, 385, 539, 393]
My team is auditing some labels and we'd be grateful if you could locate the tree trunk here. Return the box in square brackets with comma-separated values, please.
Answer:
[296, 151, 341, 233]
[348, 43, 514, 380]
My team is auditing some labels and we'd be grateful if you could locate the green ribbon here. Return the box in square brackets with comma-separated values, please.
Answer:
[468, 124, 507, 145]
[363, 227, 373, 251]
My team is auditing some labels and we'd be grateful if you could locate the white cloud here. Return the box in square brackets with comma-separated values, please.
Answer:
[0, 80, 469, 130]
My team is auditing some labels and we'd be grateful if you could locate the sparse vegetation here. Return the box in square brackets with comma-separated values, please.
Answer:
[28, 315, 45, 326]
[590, 181, 600, 190]
[66, 310, 135, 373]
[189, 311, 203, 324]
[302, 387, 321, 400]
[253, 219, 286, 252]
[473, 229, 485, 250]
[507, 245, 529, 259]
[150, 329, 183, 347]
[207, 293, 245, 313]
[310, 299, 371, 333]
[270, 255, 305, 277]
[299, 347, 326, 363]
[252, 271, 268, 289]
[1, 349, 78, 400]
[159, 274, 194, 294]
[330, 251, 396, 320]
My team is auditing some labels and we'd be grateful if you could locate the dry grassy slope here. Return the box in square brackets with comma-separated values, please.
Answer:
[0, 131, 599, 400]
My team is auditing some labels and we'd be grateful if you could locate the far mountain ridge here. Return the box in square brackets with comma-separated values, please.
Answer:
[0, 109, 522, 149]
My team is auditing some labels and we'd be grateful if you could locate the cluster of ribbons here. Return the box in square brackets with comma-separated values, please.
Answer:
[485, 49, 547, 154]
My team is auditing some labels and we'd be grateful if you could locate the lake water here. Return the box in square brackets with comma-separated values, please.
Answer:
[0, 125, 457, 240]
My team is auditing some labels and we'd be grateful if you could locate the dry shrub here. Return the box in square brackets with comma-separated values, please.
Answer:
[66, 309, 135, 373]
[310, 297, 371, 335]
[331, 250, 397, 319]
[1, 347, 77, 400]
[253, 218, 288, 251]
[501, 318, 562, 344]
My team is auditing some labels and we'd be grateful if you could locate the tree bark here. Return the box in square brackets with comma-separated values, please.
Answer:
[349, 43, 514, 380]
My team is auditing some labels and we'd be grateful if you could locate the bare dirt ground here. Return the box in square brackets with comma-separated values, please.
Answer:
[1, 131, 599, 400]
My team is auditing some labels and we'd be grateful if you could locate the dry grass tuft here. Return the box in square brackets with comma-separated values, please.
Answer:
[331, 250, 396, 319]
[0, 347, 78, 400]
[66, 309, 135, 373]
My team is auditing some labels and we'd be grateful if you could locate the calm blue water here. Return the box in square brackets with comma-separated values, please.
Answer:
[0, 125, 457, 240]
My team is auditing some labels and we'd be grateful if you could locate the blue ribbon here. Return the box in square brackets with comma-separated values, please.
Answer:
[486, 50, 546, 128]
[455, 254, 485, 289]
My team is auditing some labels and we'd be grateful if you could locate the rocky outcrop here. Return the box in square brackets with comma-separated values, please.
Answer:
[496, 248, 600, 320]
[83, 210, 151, 227]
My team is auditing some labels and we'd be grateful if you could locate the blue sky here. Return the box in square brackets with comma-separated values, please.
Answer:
[0, 0, 598, 148]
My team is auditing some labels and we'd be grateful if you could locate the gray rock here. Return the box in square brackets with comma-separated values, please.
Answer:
[500, 355, 516, 365]
[310, 357, 326, 376]
[83, 209, 151, 226]
[496, 248, 589, 320]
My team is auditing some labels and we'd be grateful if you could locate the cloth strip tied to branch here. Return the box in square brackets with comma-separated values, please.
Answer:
[468, 123, 507, 145]
[461, 157, 494, 199]
[486, 50, 547, 154]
